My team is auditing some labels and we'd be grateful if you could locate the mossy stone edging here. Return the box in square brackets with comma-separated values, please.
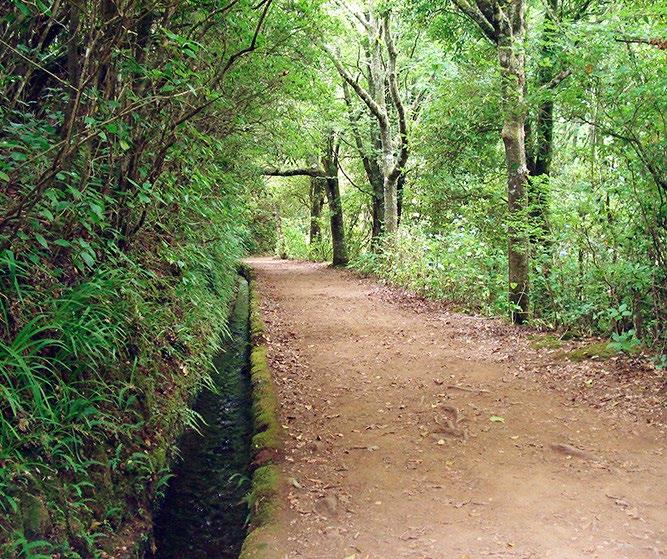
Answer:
[238, 264, 283, 559]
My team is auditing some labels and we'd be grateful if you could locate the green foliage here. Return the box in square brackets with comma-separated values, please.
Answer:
[341, 0, 666, 351]
[0, 0, 323, 554]
[281, 220, 312, 260]
[1, 0, 665, 552]
[608, 330, 641, 354]
[351, 224, 509, 315]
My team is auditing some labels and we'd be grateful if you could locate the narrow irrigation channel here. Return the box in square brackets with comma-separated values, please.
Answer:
[151, 276, 252, 559]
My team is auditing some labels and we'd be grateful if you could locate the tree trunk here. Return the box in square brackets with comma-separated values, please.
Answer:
[61, 5, 81, 140]
[342, 79, 384, 245]
[528, 96, 553, 245]
[322, 133, 349, 266]
[275, 206, 287, 259]
[383, 174, 399, 235]
[326, 11, 408, 239]
[309, 174, 325, 244]
[498, 1, 530, 324]
[397, 172, 406, 227]
[370, 167, 384, 244]
[371, 15, 398, 236]
[534, 100, 554, 177]
[528, 0, 557, 241]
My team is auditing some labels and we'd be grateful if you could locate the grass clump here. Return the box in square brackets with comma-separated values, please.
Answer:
[0, 147, 252, 556]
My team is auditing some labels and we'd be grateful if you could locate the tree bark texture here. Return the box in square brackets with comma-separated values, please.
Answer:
[325, 10, 408, 237]
[309, 174, 326, 244]
[453, 0, 530, 323]
[322, 132, 349, 266]
[497, 0, 530, 323]
[342, 80, 384, 244]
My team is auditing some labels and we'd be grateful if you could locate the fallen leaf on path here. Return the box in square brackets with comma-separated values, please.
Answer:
[490, 415, 505, 423]
[550, 443, 595, 460]
[606, 493, 631, 508]
[288, 477, 302, 489]
[448, 384, 490, 394]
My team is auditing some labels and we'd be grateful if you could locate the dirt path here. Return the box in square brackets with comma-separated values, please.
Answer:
[248, 257, 666, 559]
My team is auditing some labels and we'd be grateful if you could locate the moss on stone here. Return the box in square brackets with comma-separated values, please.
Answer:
[238, 527, 272, 559]
[247, 465, 279, 525]
[566, 342, 618, 362]
[21, 494, 51, 540]
[528, 334, 564, 350]
[238, 265, 284, 558]
[249, 347, 281, 450]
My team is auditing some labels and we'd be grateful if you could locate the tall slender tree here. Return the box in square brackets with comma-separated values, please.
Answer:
[526, 0, 597, 243]
[342, 81, 385, 243]
[263, 132, 349, 266]
[452, 0, 530, 323]
[322, 131, 349, 265]
[325, 8, 409, 236]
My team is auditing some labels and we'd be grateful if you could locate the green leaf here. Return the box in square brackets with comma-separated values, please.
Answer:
[0, 171, 9, 182]
[39, 208, 54, 221]
[89, 203, 104, 219]
[489, 415, 505, 423]
[34, 233, 48, 248]
[80, 251, 95, 267]
[14, 0, 32, 16]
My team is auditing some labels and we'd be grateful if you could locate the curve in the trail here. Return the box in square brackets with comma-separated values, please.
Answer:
[247, 256, 666, 559]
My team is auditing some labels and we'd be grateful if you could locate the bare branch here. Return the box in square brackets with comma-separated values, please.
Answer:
[384, 14, 409, 181]
[452, 0, 497, 42]
[262, 166, 324, 177]
[337, 159, 373, 196]
[220, 0, 274, 76]
[615, 37, 667, 50]
[323, 44, 389, 128]
[334, 0, 372, 32]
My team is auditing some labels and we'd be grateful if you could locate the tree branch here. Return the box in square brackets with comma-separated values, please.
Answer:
[384, 13, 409, 181]
[323, 44, 389, 128]
[338, 159, 373, 196]
[262, 166, 324, 177]
[334, 0, 372, 32]
[615, 37, 667, 50]
[342, 81, 375, 180]
[452, 0, 497, 42]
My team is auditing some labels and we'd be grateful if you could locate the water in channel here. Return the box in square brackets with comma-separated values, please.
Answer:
[151, 276, 252, 559]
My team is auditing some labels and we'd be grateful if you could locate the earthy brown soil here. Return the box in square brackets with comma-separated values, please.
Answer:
[247, 257, 666, 559]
